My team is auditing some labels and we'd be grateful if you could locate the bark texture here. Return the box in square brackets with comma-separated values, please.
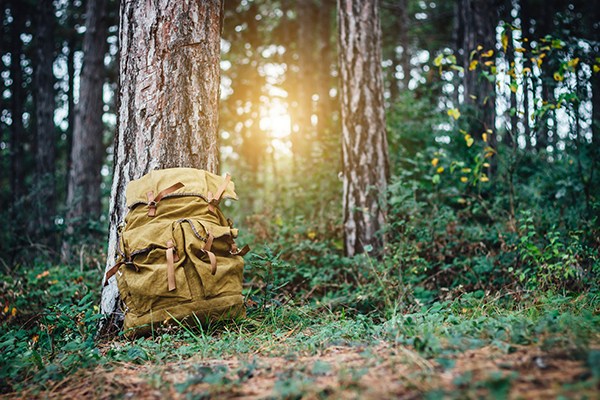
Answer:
[66, 0, 108, 225]
[101, 0, 223, 317]
[34, 0, 56, 237]
[337, 0, 390, 257]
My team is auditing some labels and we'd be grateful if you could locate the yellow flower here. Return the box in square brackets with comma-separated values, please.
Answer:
[481, 175, 490, 182]
[553, 72, 563, 81]
[437, 167, 444, 173]
[431, 158, 439, 167]
[11, 308, 16, 317]
[461, 177, 468, 183]
[307, 232, 316, 240]
[482, 133, 488, 142]
[447, 108, 460, 120]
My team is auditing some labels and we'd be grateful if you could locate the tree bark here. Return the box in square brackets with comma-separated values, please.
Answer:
[34, 0, 57, 241]
[66, 0, 109, 230]
[338, 0, 390, 257]
[101, 0, 223, 318]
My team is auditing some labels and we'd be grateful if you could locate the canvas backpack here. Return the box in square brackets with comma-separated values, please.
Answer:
[104, 167, 249, 336]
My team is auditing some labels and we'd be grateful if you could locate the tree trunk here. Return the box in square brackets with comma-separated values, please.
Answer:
[591, 3, 600, 149]
[65, 0, 78, 196]
[520, 0, 532, 148]
[338, 0, 390, 257]
[317, 0, 334, 131]
[34, 0, 57, 242]
[397, 0, 410, 89]
[9, 0, 25, 205]
[459, 0, 499, 139]
[294, 0, 316, 162]
[507, 24, 516, 148]
[101, 0, 223, 318]
[66, 0, 108, 231]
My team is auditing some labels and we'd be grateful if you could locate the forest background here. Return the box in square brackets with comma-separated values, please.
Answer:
[0, 0, 599, 398]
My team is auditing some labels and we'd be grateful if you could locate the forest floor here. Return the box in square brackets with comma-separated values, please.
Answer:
[18, 337, 600, 400]
[6, 298, 600, 400]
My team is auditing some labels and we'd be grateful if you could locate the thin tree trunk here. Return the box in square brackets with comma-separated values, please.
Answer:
[507, 25, 517, 148]
[397, 0, 410, 89]
[9, 0, 25, 205]
[65, 1, 77, 196]
[520, 0, 532, 148]
[317, 0, 334, 131]
[34, 0, 57, 242]
[294, 0, 315, 162]
[0, 0, 6, 212]
[338, 0, 390, 257]
[66, 0, 109, 231]
[101, 0, 224, 318]
[592, 3, 600, 149]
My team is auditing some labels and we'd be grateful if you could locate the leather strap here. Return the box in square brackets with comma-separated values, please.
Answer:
[166, 240, 176, 291]
[207, 174, 231, 213]
[202, 230, 218, 275]
[146, 182, 184, 216]
[227, 236, 250, 257]
[104, 260, 139, 286]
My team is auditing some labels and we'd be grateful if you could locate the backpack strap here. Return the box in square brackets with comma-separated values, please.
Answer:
[201, 230, 218, 275]
[104, 260, 139, 286]
[166, 240, 177, 291]
[207, 174, 231, 213]
[146, 182, 184, 216]
[226, 236, 250, 257]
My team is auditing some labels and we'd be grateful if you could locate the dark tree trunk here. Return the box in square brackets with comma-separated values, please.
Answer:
[65, 1, 77, 196]
[9, 0, 25, 204]
[382, 0, 410, 101]
[507, 25, 517, 148]
[453, 0, 464, 108]
[459, 0, 499, 139]
[592, 3, 600, 149]
[101, 0, 224, 316]
[34, 0, 57, 241]
[0, 0, 6, 212]
[66, 0, 109, 228]
[338, 0, 390, 257]
[520, 0, 532, 148]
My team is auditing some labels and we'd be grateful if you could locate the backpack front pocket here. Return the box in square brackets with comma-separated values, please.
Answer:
[179, 220, 244, 299]
[118, 225, 192, 314]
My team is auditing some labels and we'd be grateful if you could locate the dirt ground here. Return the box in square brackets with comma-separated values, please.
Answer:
[12, 340, 600, 399]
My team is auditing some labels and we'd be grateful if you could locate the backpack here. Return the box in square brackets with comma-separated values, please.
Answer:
[104, 167, 249, 336]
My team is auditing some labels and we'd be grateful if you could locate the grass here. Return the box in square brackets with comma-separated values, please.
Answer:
[1, 289, 599, 399]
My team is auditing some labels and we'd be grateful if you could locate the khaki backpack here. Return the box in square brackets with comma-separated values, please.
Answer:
[104, 168, 249, 336]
